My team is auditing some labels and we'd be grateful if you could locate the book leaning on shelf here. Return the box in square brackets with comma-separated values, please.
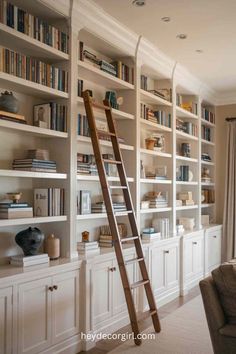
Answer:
[0, 46, 68, 92]
[34, 188, 64, 217]
[0, 0, 69, 53]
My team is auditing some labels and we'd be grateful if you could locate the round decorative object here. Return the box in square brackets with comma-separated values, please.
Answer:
[145, 138, 156, 150]
[0, 91, 19, 113]
[45, 234, 60, 260]
[15, 227, 44, 256]
[7, 192, 22, 204]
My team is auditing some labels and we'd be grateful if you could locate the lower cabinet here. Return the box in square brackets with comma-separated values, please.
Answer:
[17, 270, 80, 354]
[181, 230, 204, 295]
[205, 225, 222, 275]
[0, 286, 12, 354]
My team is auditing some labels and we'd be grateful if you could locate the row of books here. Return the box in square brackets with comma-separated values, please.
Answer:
[140, 103, 171, 128]
[202, 108, 215, 124]
[201, 126, 212, 142]
[176, 165, 190, 182]
[140, 74, 148, 91]
[77, 153, 117, 177]
[33, 103, 67, 132]
[176, 119, 198, 136]
[91, 201, 126, 214]
[176, 94, 198, 115]
[78, 114, 90, 137]
[0, 1, 69, 53]
[202, 189, 215, 204]
[0, 46, 68, 92]
[34, 188, 64, 217]
[153, 218, 170, 239]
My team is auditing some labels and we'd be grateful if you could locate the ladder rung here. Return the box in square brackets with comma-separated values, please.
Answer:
[109, 186, 128, 189]
[114, 210, 132, 217]
[92, 102, 111, 111]
[138, 309, 157, 321]
[97, 130, 116, 137]
[103, 159, 122, 164]
[130, 280, 150, 289]
[125, 257, 144, 266]
[121, 236, 139, 242]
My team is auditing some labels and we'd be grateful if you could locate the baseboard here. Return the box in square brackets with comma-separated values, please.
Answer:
[42, 335, 81, 354]
[180, 274, 204, 296]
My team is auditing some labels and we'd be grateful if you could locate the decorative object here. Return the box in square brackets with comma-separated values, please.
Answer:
[82, 231, 90, 242]
[15, 227, 44, 256]
[202, 167, 211, 183]
[140, 160, 146, 178]
[6, 192, 22, 204]
[179, 217, 195, 231]
[201, 215, 210, 227]
[79, 190, 91, 214]
[153, 134, 165, 151]
[145, 137, 156, 150]
[45, 234, 60, 260]
[0, 91, 19, 113]
[181, 142, 191, 157]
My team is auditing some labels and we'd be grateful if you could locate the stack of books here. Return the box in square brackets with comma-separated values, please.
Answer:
[77, 153, 98, 175]
[0, 110, 26, 124]
[0, 1, 69, 53]
[153, 218, 170, 239]
[0, 201, 33, 219]
[33, 103, 67, 132]
[99, 223, 127, 248]
[77, 241, 100, 256]
[34, 188, 64, 216]
[142, 228, 161, 243]
[0, 46, 68, 92]
[99, 60, 116, 76]
[12, 149, 57, 173]
[10, 254, 49, 267]
[99, 235, 114, 248]
[144, 192, 168, 209]
[91, 201, 127, 214]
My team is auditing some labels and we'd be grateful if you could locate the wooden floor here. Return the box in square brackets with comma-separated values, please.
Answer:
[81, 286, 200, 354]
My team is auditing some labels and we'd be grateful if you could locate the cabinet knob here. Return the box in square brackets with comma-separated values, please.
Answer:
[213, 235, 217, 238]
[53, 285, 58, 290]
[164, 250, 169, 254]
[109, 267, 114, 272]
[113, 267, 116, 271]
[193, 242, 197, 245]
[48, 286, 53, 292]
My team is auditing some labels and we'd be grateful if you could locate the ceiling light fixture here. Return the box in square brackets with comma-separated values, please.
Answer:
[161, 16, 171, 22]
[176, 34, 187, 40]
[196, 49, 203, 53]
[132, 0, 146, 6]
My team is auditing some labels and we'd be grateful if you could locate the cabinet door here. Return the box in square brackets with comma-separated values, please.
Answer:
[150, 246, 165, 296]
[208, 230, 221, 270]
[92, 260, 113, 327]
[192, 238, 204, 275]
[18, 277, 52, 354]
[0, 287, 12, 354]
[184, 238, 195, 280]
[113, 254, 136, 316]
[52, 270, 79, 345]
[165, 244, 179, 289]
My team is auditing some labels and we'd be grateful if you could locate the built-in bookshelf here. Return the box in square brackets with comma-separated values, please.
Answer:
[0, 0, 218, 262]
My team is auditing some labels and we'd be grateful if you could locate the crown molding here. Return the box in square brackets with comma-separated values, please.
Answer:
[215, 91, 236, 106]
[37, 0, 70, 17]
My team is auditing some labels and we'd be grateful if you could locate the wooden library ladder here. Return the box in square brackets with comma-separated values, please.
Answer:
[82, 90, 161, 345]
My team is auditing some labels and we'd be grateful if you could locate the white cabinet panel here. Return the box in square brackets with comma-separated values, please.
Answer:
[18, 277, 52, 354]
[150, 246, 165, 295]
[166, 245, 179, 288]
[0, 287, 12, 354]
[92, 260, 112, 326]
[206, 228, 222, 273]
[52, 270, 79, 345]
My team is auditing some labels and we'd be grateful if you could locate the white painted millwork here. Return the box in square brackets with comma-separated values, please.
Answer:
[0, 287, 12, 354]
[204, 224, 222, 276]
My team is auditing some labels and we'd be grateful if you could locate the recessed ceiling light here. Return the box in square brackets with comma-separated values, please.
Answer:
[132, 0, 146, 6]
[161, 16, 171, 22]
[196, 49, 203, 53]
[176, 34, 187, 40]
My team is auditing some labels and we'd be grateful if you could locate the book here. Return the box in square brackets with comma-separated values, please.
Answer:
[0, 110, 25, 121]
[0, 207, 33, 219]
[34, 188, 64, 217]
[10, 254, 49, 267]
[33, 103, 67, 132]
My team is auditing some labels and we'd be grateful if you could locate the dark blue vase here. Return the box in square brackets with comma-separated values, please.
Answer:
[0, 91, 19, 113]
[15, 227, 44, 256]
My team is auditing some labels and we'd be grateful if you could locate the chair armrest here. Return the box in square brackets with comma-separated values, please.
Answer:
[219, 325, 236, 338]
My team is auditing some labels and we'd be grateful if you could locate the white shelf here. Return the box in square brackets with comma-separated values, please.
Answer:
[201, 139, 215, 146]
[0, 216, 67, 228]
[0, 120, 68, 138]
[201, 203, 215, 208]
[0, 23, 69, 61]
[140, 207, 172, 214]
[78, 60, 134, 90]
[0, 72, 69, 99]
[201, 118, 215, 128]
[140, 148, 172, 158]
[77, 135, 134, 151]
[176, 130, 198, 141]
[176, 106, 198, 120]
[0, 170, 67, 179]
[77, 175, 134, 182]
[176, 155, 198, 163]
[201, 160, 215, 166]
[77, 211, 131, 220]
[140, 178, 172, 184]
[176, 205, 198, 211]
[77, 97, 134, 120]
[201, 182, 215, 187]
[176, 181, 198, 185]
[140, 89, 172, 107]
[140, 118, 172, 132]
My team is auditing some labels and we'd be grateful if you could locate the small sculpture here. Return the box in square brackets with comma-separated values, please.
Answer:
[82, 231, 90, 242]
[0, 91, 19, 113]
[15, 227, 44, 256]
[7, 192, 22, 204]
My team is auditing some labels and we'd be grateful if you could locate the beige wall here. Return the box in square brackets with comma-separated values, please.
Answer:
[215, 104, 236, 223]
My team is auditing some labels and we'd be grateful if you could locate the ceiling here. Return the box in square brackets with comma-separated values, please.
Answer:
[93, 0, 236, 93]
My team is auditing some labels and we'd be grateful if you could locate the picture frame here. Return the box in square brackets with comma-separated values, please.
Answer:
[79, 190, 91, 215]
